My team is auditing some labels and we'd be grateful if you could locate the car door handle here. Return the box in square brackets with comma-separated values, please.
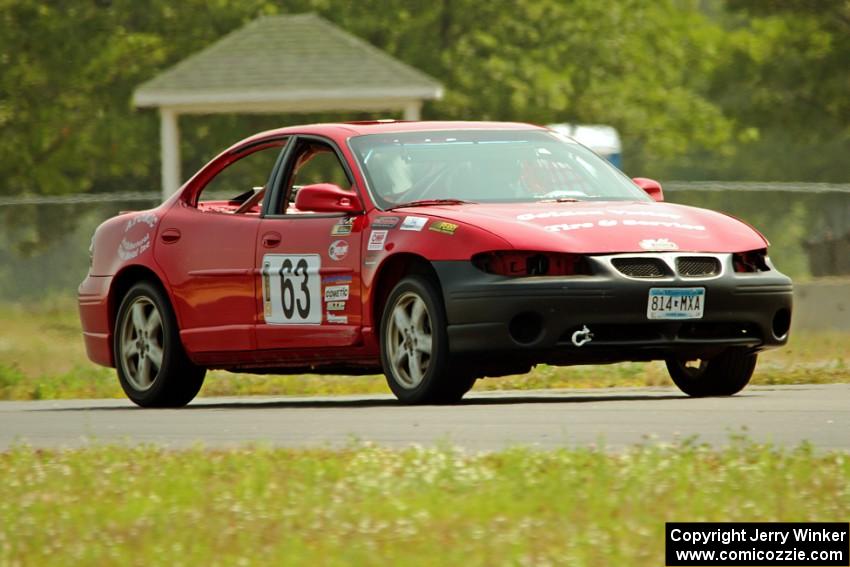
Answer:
[160, 228, 181, 243]
[262, 232, 281, 248]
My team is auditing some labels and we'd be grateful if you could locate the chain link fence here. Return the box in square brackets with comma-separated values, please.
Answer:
[664, 183, 850, 278]
[1, 182, 849, 301]
[0, 196, 160, 301]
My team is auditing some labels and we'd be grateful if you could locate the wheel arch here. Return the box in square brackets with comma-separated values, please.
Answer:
[108, 265, 171, 335]
[370, 253, 445, 330]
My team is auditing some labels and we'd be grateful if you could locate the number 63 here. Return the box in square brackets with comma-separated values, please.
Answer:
[280, 258, 310, 319]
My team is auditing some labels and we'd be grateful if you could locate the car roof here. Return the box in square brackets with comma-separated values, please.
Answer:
[331, 120, 544, 135]
[238, 120, 546, 146]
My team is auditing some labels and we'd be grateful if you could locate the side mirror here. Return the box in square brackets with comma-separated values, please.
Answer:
[632, 177, 664, 202]
[294, 183, 362, 213]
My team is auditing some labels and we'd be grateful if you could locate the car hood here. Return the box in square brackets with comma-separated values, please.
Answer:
[410, 200, 767, 253]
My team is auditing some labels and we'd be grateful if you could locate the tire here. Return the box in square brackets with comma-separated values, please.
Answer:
[380, 275, 475, 404]
[665, 348, 757, 397]
[113, 281, 206, 407]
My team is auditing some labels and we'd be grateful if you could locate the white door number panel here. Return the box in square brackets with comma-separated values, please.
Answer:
[261, 254, 321, 324]
[647, 287, 705, 320]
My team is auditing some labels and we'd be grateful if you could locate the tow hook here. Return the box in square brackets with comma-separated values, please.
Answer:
[571, 325, 594, 347]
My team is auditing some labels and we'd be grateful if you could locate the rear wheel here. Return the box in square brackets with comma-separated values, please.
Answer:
[665, 349, 757, 397]
[380, 275, 475, 404]
[114, 281, 205, 407]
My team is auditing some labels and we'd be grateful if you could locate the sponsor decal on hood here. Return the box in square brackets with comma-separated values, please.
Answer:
[639, 238, 679, 251]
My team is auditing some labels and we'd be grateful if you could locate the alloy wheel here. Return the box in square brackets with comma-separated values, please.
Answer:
[119, 296, 164, 391]
[386, 291, 434, 389]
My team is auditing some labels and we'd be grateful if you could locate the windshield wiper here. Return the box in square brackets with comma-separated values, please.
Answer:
[385, 198, 476, 211]
[537, 197, 581, 203]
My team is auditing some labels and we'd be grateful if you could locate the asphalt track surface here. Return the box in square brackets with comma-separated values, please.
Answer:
[1, 384, 847, 451]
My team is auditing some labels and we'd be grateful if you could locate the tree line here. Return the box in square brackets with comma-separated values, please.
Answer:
[1, 0, 848, 203]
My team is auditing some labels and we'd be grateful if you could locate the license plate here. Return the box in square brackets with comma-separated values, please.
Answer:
[647, 287, 705, 320]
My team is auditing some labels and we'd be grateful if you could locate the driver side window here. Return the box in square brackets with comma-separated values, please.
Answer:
[282, 140, 352, 214]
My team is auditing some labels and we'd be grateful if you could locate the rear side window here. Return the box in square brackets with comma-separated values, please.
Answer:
[196, 140, 287, 214]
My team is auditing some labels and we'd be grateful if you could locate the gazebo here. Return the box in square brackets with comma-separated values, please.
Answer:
[133, 13, 443, 198]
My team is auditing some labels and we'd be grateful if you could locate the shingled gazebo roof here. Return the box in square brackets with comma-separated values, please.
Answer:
[133, 13, 443, 111]
[133, 13, 443, 197]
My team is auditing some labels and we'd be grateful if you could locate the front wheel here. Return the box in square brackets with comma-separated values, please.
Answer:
[380, 275, 475, 404]
[665, 349, 757, 397]
[114, 281, 205, 407]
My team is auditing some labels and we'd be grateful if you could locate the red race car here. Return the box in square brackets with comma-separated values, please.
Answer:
[79, 121, 792, 407]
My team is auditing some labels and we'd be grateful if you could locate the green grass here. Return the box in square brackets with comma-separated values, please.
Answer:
[1, 298, 848, 401]
[0, 440, 848, 565]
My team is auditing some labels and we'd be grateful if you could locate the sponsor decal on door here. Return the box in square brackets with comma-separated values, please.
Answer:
[324, 285, 350, 301]
[328, 239, 349, 261]
[330, 217, 354, 236]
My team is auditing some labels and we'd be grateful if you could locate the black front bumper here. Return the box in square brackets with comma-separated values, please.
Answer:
[433, 254, 793, 367]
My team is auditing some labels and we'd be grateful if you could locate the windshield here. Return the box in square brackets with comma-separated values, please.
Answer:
[349, 130, 650, 209]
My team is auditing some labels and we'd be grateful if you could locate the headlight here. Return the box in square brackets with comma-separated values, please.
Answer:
[472, 251, 591, 277]
[732, 249, 770, 273]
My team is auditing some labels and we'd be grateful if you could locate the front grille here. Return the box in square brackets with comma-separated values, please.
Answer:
[677, 257, 720, 277]
[612, 258, 667, 278]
